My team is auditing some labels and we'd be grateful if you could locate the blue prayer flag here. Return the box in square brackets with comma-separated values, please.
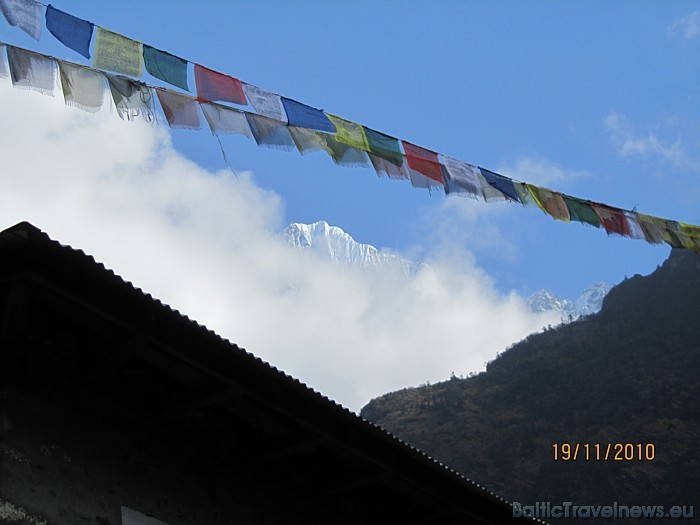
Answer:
[46, 5, 93, 60]
[281, 97, 335, 133]
[479, 167, 521, 202]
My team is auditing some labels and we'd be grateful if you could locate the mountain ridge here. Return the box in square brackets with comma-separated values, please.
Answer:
[360, 248, 700, 517]
[282, 220, 609, 320]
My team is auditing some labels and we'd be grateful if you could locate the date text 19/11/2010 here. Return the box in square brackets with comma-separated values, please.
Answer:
[552, 443, 655, 462]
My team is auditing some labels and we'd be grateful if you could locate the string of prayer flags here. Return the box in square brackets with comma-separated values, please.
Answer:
[327, 114, 370, 151]
[194, 64, 246, 105]
[200, 102, 252, 139]
[592, 203, 630, 237]
[402, 141, 444, 187]
[45, 5, 93, 60]
[106, 74, 154, 122]
[8, 46, 55, 95]
[441, 156, 483, 199]
[562, 196, 601, 228]
[242, 83, 287, 122]
[155, 88, 201, 130]
[0, 0, 41, 40]
[94, 28, 142, 77]
[479, 167, 520, 203]
[281, 97, 335, 133]
[57, 60, 104, 112]
[2, 33, 699, 253]
[364, 127, 403, 167]
[245, 112, 295, 150]
[143, 45, 188, 91]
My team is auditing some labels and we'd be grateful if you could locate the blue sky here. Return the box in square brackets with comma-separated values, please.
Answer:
[1, 1, 698, 409]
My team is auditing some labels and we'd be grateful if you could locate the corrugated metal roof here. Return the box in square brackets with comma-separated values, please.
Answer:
[0, 221, 546, 524]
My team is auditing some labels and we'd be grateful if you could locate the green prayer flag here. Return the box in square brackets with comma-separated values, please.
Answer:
[363, 127, 403, 167]
[562, 196, 601, 228]
[143, 45, 188, 91]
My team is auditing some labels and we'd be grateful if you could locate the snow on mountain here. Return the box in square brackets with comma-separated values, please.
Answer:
[527, 282, 611, 321]
[281, 221, 609, 321]
[281, 221, 423, 278]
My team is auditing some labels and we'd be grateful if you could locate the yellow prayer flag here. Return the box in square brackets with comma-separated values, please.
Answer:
[327, 114, 370, 152]
[680, 222, 700, 237]
[93, 27, 142, 77]
[525, 184, 546, 212]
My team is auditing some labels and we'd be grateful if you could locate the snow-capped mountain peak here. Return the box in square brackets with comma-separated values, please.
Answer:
[282, 221, 610, 321]
[281, 221, 422, 277]
[527, 282, 611, 321]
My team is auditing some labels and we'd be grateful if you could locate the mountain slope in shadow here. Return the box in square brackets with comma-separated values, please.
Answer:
[361, 249, 700, 518]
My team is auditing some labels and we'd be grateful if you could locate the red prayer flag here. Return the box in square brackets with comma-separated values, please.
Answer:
[194, 64, 246, 105]
[592, 204, 630, 236]
[401, 141, 444, 184]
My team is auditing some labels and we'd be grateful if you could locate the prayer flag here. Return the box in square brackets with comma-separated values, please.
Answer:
[155, 88, 201, 130]
[323, 134, 369, 167]
[289, 126, 332, 155]
[479, 168, 520, 202]
[200, 102, 252, 138]
[327, 114, 370, 151]
[245, 112, 294, 150]
[477, 171, 507, 201]
[364, 127, 403, 166]
[662, 220, 686, 249]
[94, 28, 143, 77]
[143, 45, 188, 91]
[57, 60, 104, 113]
[636, 214, 667, 244]
[592, 204, 630, 236]
[242, 83, 287, 122]
[562, 196, 601, 227]
[8, 46, 56, 96]
[369, 153, 410, 179]
[0, 45, 9, 78]
[194, 64, 246, 105]
[624, 211, 646, 240]
[0, 0, 41, 40]
[46, 5, 94, 59]
[281, 98, 335, 133]
[441, 156, 482, 198]
[514, 182, 540, 207]
[409, 170, 442, 189]
[402, 141, 444, 185]
[106, 74, 154, 122]
[527, 186, 569, 221]
[680, 222, 700, 238]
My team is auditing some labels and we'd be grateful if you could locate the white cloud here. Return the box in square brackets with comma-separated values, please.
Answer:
[668, 11, 700, 40]
[0, 81, 557, 411]
[604, 112, 687, 169]
[496, 156, 589, 189]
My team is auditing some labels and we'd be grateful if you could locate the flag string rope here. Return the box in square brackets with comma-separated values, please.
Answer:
[0, 1, 699, 252]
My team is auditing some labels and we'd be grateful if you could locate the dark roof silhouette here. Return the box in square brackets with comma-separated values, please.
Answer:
[0, 221, 543, 524]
